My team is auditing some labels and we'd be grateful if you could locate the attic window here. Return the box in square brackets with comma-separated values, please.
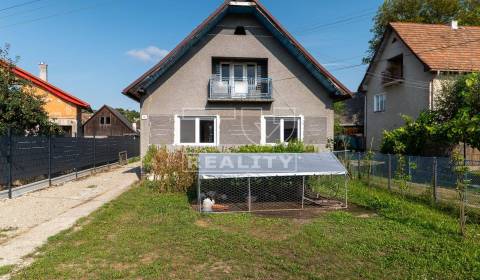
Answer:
[382, 54, 403, 85]
[234, 26, 246, 35]
[392, 37, 397, 43]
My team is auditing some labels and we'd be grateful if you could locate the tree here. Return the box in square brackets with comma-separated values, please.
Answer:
[115, 108, 140, 124]
[380, 73, 480, 155]
[364, 0, 480, 63]
[0, 44, 59, 136]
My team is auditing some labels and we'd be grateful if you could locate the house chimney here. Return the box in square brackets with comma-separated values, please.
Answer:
[39, 62, 48, 81]
[451, 20, 458, 30]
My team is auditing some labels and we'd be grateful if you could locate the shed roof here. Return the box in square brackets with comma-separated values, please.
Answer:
[123, 0, 351, 102]
[198, 152, 347, 179]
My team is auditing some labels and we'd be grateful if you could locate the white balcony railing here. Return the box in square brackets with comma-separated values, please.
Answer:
[209, 76, 272, 100]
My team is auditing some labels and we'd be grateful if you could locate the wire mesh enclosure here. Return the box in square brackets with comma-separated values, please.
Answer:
[196, 153, 348, 213]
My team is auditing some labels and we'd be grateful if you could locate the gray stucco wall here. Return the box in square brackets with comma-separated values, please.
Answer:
[363, 31, 435, 150]
[139, 13, 335, 155]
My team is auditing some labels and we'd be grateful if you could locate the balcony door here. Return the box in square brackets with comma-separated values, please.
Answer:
[220, 63, 256, 98]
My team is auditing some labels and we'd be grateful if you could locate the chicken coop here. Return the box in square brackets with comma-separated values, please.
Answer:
[197, 152, 348, 213]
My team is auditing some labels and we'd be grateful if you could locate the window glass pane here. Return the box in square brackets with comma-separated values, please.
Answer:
[199, 119, 215, 143]
[221, 64, 229, 80]
[247, 64, 255, 80]
[234, 65, 244, 80]
[283, 118, 299, 142]
[106, 117, 111, 124]
[180, 119, 196, 143]
[100, 117, 104, 124]
[265, 117, 280, 143]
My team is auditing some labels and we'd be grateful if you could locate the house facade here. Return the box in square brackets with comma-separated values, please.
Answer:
[83, 105, 137, 137]
[359, 21, 480, 150]
[123, 0, 350, 155]
[12, 63, 91, 136]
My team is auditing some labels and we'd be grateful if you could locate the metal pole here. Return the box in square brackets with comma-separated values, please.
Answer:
[248, 177, 251, 212]
[357, 151, 361, 179]
[197, 176, 202, 213]
[7, 127, 12, 199]
[344, 173, 348, 208]
[48, 133, 52, 187]
[388, 154, 392, 191]
[301, 176, 305, 209]
[433, 157, 438, 203]
[93, 134, 96, 173]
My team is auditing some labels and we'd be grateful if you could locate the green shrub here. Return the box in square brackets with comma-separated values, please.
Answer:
[142, 145, 158, 174]
[229, 141, 316, 153]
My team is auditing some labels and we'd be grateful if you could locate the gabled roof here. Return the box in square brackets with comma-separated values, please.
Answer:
[359, 22, 480, 91]
[123, 0, 351, 102]
[83, 105, 136, 133]
[389, 22, 480, 72]
[10, 64, 91, 110]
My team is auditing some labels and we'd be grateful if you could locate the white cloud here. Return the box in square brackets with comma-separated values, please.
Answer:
[126, 46, 169, 62]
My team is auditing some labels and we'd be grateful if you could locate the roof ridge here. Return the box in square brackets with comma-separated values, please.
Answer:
[9, 63, 91, 109]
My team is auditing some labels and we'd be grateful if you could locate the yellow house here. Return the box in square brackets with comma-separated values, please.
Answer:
[12, 63, 91, 136]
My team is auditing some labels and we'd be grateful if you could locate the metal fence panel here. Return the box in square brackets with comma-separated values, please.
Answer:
[0, 135, 139, 189]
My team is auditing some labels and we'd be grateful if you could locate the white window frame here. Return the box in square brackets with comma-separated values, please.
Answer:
[374, 94, 386, 112]
[174, 115, 220, 146]
[219, 62, 257, 81]
[260, 115, 304, 145]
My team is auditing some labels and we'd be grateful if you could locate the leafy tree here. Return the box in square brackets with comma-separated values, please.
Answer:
[115, 108, 140, 123]
[380, 73, 480, 155]
[0, 44, 59, 136]
[365, 0, 480, 63]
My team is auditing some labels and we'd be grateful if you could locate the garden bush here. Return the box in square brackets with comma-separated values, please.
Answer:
[150, 147, 196, 193]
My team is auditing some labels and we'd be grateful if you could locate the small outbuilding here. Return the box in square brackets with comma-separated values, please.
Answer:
[197, 152, 348, 213]
[83, 105, 137, 137]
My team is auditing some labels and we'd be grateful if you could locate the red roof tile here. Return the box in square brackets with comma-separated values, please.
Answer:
[7, 64, 91, 109]
[390, 22, 480, 72]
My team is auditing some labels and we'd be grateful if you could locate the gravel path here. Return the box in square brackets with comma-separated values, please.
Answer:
[0, 162, 140, 269]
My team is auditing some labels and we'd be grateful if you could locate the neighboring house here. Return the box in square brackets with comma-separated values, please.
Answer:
[83, 105, 137, 137]
[123, 0, 350, 155]
[12, 63, 91, 136]
[338, 92, 365, 150]
[359, 21, 480, 150]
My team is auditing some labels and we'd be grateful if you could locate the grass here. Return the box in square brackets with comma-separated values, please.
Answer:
[11, 181, 480, 279]
[0, 265, 14, 276]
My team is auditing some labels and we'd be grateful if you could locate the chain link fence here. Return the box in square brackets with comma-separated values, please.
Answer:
[335, 151, 480, 212]
[198, 175, 347, 213]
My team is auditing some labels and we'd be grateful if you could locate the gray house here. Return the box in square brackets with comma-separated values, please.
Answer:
[123, 0, 351, 155]
[359, 21, 480, 150]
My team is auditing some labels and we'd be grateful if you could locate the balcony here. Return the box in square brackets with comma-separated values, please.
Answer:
[208, 76, 273, 102]
[381, 70, 404, 87]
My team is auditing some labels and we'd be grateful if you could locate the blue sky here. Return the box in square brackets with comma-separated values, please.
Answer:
[1, 0, 382, 110]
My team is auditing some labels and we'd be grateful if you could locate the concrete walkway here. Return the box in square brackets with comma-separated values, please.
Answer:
[0, 163, 140, 269]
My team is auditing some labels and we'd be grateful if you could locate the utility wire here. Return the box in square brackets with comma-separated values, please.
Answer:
[0, 0, 43, 13]
[0, 0, 114, 29]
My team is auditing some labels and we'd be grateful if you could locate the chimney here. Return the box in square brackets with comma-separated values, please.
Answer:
[451, 20, 458, 30]
[39, 62, 48, 81]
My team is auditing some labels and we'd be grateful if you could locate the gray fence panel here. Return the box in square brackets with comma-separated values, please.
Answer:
[0, 136, 139, 188]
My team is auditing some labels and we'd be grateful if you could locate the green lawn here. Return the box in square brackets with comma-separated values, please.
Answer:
[12, 181, 480, 279]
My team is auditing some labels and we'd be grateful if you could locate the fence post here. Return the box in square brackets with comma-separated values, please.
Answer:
[7, 128, 12, 199]
[301, 176, 305, 209]
[432, 157, 438, 203]
[93, 134, 96, 173]
[388, 154, 392, 191]
[197, 176, 202, 213]
[247, 177, 251, 212]
[357, 152, 361, 179]
[48, 133, 52, 187]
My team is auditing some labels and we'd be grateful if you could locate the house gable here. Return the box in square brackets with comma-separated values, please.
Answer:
[123, 0, 350, 101]
[83, 105, 136, 136]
